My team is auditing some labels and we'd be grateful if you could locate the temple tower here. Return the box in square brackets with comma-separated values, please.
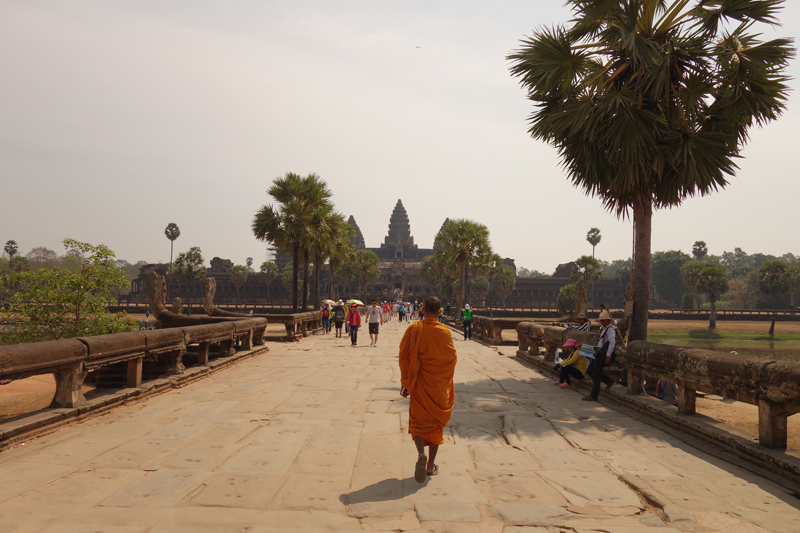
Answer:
[347, 215, 366, 251]
[433, 218, 450, 250]
[379, 200, 419, 260]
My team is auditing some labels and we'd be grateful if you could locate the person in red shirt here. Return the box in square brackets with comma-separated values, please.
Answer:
[346, 303, 361, 346]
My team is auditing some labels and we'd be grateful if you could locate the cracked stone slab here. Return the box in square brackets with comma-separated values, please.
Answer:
[100, 470, 212, 507]
[538, 471, 642, 507]
[189, 472, 284, 509]
[414, 502, 481, 522]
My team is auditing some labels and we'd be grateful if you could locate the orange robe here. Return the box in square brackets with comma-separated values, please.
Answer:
[399, 317, 457, 445]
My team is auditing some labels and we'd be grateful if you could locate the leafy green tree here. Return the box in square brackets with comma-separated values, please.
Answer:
[26, 247, 58, 269]
[586, 228, 601, 258]
[2, 239, 136, 344]
[696, 264, 730, 330]
[327, 224, 355, 300]
[721, 248, 750, 270]
[252, 172, 332, 312]
[758, 260, 791, 337]
[420, 255, 443, 294]
[260, 261, 279, 303]
[493, 265, 516, 307]
[650, 251, 691, 307]
[681, 293, 695, 310]
[680, 260, 704, 310]
[4, 240, 18, 258]
[508, 1, 793, 341]
[727, 268, 759, 309]
[435, 219, 491, 306]
[692, 241, 708, 261]
[172, 247, 205, 314]
[571, 255, 603, 307]
[230, 265, 249, 304]
[433, 249, 460, 309]
[352, 249, 380, 300]
[557, 284, 577, 315]
[602, 258, 632, 279]
[787, 265, 800, 310]
[8, 256, 31, 273]
[282, 263, 306, 301]
[470, 276, 490, 304]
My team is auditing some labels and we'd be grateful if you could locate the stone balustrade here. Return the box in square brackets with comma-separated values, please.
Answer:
[0, 318, 268, 409]
[516, 321, 800, 449]
[471, 316, 541, 345]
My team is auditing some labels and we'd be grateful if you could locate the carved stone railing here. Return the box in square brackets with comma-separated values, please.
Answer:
[472, 316, 539, 345]
[516, 321, 800, 449]
[0, 318, 268, 409]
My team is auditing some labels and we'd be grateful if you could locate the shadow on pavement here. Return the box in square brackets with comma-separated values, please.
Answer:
[340, 476, 426, 505]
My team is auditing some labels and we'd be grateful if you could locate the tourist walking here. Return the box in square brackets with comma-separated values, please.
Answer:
[366, 299, 384, 347]
[347, 303, 361, 346]
[412, 301, 419, 320]
[582, 310, 620, 401]
[554, 339, 588, 389]
[398, 303, 406, 322]
[320, 305, 331, 334]
[333, 300, 345, 338]
[399, 297, 458, 483]
[461, 304, 473, 340]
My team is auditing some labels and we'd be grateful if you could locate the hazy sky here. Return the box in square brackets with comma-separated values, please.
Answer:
[1, 1, 798, 272]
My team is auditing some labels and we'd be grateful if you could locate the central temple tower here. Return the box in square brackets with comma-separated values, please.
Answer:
[379, 200, 419, 260]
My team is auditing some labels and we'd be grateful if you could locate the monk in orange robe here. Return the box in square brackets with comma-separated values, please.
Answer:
[399, 296, 458, 483]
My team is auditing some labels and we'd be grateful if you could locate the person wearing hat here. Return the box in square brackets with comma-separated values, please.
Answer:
[566, 313, 590, 332]
[333, 300, 346, 338]
[460, 303, 473, 340]
[554, 339, 588, 389]
[583, 309, 618, 401]
[347, 302, 362, 346]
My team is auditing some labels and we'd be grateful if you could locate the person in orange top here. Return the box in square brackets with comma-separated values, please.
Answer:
[399, 296, 458, 483]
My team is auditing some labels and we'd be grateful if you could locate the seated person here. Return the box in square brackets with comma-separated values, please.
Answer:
[554, 339, 588, 389]
[655, 380, 679, 406]
[565, 313, 591, 331]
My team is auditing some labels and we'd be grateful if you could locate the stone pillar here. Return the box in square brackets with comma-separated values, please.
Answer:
[758, 399, 788, 449]
[627, 368, 643, 395]
[242, 329, 253, 351]
[253, 328, 265, 346]
[219, 339, 235, 357]
[677, 386, 696, 415]
[542, 339, 558, 362]
[163, 348, 186, 375]
[126, 357, 143, 388]
[492, 327, 503, 345]
[518, 334, 528, 353]
[285, 323, 294, 342]
[300, 322, 308, 338]
[51, 362, 88, 408]
[197, 341, 210, 365]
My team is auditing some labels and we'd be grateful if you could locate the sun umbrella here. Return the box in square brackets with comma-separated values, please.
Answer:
[346, 299, 364, 306]
[322, 299, 336, 307]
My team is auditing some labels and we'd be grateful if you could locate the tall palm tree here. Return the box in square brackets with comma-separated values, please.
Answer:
[758, 260, 791, 337]
[326, 216, 355, 301]
[164, 223, 180, 294]
[307, 205, 336, 310]
[230, 265, 249, 304]
[172, 247, 205, 314]
[586, 228, 601, 258]
[4, 240, 18, 258]
[508, 0, 793, 341]
[435, 219, 491, 306]
[252, 172, 332, 312]
[352, 249, 381, 300]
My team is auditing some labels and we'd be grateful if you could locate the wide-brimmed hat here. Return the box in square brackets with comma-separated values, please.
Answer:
[336, 300, 344, 306]
[573, 313, 587, 320]
[598, 310, 613, 321]
[465, 304, 470, 309]
[562, 339, 580, 349]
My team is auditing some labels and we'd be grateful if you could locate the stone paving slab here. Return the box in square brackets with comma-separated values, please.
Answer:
[1, 320, 799, 531]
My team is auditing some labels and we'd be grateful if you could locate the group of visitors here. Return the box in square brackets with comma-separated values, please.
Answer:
[554, 309, 621, 402]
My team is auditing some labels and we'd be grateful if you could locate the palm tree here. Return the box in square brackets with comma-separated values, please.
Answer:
[435, 219, 491, 306]
[493, 265, 516, 308]
[307, 205, 337, 310]
[172, 247, 205, 314]
[586, 228, 601, 258]
[352, 249, 381, 300]
[508, 0, 793, 341]
[4, 240, 18, 258]
[419, 255, 443, 296]
[164, 223, 180, 295]
[572, 255, 603, 308]
[326, 216, 355, 300]
[230, 265, 249, 304]
[260, 261, 279, 303]
[758, 260, 791, 337]
[246, 257, 254, 272]
[252, 172, 332, 312]
[693, 241, 708, 261]
[696, 263, 729, 330]
[680, 260, 705, 311]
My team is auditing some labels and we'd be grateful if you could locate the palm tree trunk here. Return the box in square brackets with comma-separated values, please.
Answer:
[313, 253, 322, 309]
[629, 204, 652, 342]
[302, 248, 310, 311]
[769, 294, 776, 337]
[488, 272, 494, 318]
[292, 243, 300, 313]
[709, 295, 716, 330]
[328, 263, 335, 300]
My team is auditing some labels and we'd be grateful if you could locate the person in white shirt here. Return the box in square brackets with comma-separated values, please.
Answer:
[582, 309, 618, 401]
[366, 299, 384, 347]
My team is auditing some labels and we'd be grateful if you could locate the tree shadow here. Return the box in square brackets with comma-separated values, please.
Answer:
[688, 329, 722, 340]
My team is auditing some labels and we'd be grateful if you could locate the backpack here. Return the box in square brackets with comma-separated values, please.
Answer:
[335, 308, 344, 320]
[322, 308, 329, 318]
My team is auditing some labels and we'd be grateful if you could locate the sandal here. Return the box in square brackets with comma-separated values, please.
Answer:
[415, 453, 427, 483]
[427, 464, 439, 476]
